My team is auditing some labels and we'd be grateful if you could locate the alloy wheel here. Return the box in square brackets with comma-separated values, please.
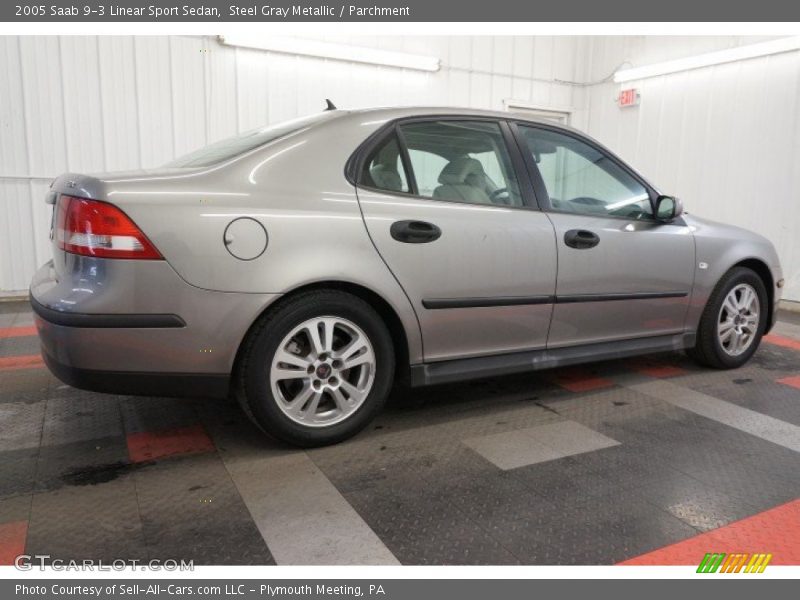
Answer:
[269, 316, 376, 427]
[717, 283, 760, 357]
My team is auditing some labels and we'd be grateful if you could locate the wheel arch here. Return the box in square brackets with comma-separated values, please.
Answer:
[733, 257, 775, 332]
[231, 280, 413, 387]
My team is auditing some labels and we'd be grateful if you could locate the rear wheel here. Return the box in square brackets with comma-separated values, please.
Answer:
[238, 290, 394, 447]
[688, 267, 767, 369]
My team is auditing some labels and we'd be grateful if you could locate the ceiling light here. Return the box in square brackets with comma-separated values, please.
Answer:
[614, 36, 800, 83]
[219, 35, 440, 72]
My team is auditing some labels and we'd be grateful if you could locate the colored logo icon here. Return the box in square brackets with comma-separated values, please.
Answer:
[697, 553, 772, 573]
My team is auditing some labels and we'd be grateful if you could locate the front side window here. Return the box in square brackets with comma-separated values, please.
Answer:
[518, 126, 652, 219]
[399, 120, 523, 207]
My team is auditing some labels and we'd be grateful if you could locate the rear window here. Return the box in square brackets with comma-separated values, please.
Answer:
[165, 113, 330, 168]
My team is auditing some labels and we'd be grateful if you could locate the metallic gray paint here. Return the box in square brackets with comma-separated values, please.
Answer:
[30, 106, 783, 396]
[683, 213, 783, 331]
[357, 188, 557, 361]
[546, 212, 695, 347]
[31, 257, 279, 375]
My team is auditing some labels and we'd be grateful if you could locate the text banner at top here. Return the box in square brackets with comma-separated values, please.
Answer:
[4, 0, 800, 22]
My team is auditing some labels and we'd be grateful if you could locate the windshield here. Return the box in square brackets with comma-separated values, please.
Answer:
[165, 113, 331, 168]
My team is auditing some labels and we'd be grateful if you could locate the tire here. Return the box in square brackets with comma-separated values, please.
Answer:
[688, 266, 768, 369]
[237, 290, 394, 447]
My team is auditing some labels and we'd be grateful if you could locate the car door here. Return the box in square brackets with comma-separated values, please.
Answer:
[354, 118, 557, 362]
[513, 123, 696, 348]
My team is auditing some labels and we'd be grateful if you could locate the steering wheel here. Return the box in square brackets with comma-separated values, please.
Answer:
[488, 188, 510, 205]
[608, 204, 649, 220]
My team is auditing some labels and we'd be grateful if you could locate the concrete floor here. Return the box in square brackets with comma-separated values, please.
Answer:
[1, 301, 799, 565]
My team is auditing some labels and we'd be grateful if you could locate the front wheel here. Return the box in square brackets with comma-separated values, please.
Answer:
[237, 290, 395, 447]
[688, 267, 768, 369]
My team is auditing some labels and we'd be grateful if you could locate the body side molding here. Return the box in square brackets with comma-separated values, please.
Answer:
[422, 295, 554, 309]
[421, 291, 689, 309]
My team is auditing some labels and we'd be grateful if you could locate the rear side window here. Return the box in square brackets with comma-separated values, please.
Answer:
[399, 120, 523, 207]
[358, 134, 410, 193]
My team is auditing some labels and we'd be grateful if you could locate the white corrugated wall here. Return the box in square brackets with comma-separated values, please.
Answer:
[0, 34, 586, 293]
[2, 35, 799, 303]
[581, 36, 800, 302]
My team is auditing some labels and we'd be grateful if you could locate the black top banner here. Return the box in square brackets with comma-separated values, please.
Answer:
[4, 0, 800, 22]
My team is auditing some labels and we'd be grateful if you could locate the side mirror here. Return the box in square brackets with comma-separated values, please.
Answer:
[655, 195, 683, 222]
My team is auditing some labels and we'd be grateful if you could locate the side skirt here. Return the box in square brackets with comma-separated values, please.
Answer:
[409, 332, 696, 387]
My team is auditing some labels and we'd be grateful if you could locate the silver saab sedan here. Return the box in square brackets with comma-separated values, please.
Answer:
[30, 105, 784, 447]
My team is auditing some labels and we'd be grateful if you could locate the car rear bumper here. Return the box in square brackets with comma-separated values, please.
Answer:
[39, 347, 230, 399]
[30, 257, 280, 398]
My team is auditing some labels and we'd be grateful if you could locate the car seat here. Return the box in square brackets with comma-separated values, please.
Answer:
[433, 157, 492, 204]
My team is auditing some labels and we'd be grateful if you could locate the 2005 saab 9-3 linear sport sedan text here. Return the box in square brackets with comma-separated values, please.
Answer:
[31, 106, 784, 447]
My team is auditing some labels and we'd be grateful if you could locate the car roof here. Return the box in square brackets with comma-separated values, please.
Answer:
[339, 106, 585, 136]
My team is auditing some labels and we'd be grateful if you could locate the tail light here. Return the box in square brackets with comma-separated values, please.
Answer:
[55, 196, 163, 260]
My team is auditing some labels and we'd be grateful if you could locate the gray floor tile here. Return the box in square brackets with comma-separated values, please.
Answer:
[464, 428, 562, 470]
[26, 476, 149, 562]
[41, 396, 123, 447]
[0, 401, 45, 452]
[464, 420, 619, 470]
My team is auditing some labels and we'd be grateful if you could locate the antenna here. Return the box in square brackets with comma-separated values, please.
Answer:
[324, 99, 337, 111]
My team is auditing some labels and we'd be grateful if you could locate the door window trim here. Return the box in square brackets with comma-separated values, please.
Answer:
[346, 115, 541, 212]
[508, 120, 664, 224]
[393, 124, 419, 196]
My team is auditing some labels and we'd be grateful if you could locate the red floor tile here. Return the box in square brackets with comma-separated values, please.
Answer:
[619, 498, 800, 566]
[548, 368, 615, 393]
[629, 360, 687, 378]
[127, 423, 215, 463]
[777, 375, 800, 390]
[0, 521, 28, 566]
[636, 364, 687, 378]
[764, 334, 800, 351]
[0, 355, 44, 372]
[0, 325, 37, 339]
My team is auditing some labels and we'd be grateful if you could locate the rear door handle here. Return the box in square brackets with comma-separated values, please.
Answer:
[390, 220, 442, 244]
[564, 229, 600, 249]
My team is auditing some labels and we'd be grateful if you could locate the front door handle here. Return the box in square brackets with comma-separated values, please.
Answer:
[564, 229, 600, 249]
[390, 220, 442, 244]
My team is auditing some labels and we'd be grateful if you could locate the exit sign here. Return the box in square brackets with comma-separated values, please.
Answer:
[618, 88, 640, 107]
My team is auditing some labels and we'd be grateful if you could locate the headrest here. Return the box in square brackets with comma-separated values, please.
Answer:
[370, 165, 402, 192]
[529, 139, 558, 155]
[376, 141, 398, 165]
[438, 157, 485, 185]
